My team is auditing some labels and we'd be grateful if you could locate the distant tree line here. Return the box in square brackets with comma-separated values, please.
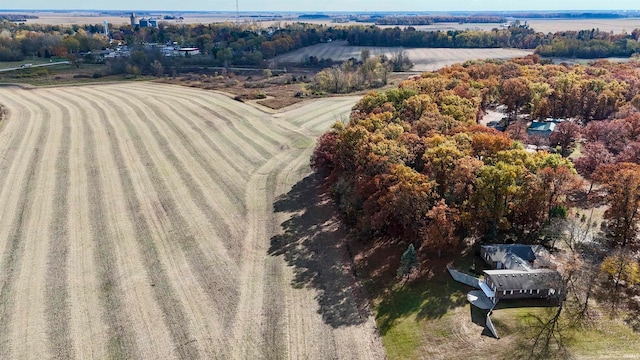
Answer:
[346, 25, 541, 48]
[536, 29, 640, 58]
[346, 25, 640, 59]
[373, 15, 506, 26]
[3, 19, 640, 67]
[0, 20, 348, 65]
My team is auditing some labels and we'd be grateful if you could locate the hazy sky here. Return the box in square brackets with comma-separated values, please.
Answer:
[2, 0, 639, 12]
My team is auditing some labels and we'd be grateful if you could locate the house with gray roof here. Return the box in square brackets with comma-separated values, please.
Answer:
[478, 244, 562, 304]
[483, 269, 562, 302]
[480, 244, 548, 270]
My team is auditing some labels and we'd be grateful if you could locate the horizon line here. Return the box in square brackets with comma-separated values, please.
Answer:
[1, 9, 640, 13]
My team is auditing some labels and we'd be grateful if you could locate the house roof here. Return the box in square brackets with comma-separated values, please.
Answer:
[482, 244, 540, 263]
[528, 121, 556, 132]
[484, 269, 562, 292]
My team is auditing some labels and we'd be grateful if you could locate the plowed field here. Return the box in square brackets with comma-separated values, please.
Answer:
[0, 83, 384, 359]
[273, 41, 533, 72]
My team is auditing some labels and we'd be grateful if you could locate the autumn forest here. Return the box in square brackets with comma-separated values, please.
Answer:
[312, 55, 640, 296]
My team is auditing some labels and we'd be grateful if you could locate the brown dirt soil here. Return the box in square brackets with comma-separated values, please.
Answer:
[0, 83, 384, 359]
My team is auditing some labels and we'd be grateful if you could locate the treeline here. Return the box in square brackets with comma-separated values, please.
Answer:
[536, 29, 640, 58]
[504, 12, 629, 19]
[373, 15, 506, 26]
[346, 25, 541, 48]
[0, 21, 349, 64]
[346, 25, 640, 59]
[311, 57, 640, 252]
[4, 19, 640, 67]
[0, 14, 37, 21]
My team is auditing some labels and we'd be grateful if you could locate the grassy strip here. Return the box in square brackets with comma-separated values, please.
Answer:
[83, 102, 139, 359]
[45, 97, 75, 359]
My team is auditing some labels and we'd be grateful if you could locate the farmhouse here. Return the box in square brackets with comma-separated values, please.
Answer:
[478, 244, 562, 304]
[483, 269, 563, 301]
[450, 244, 563, 305]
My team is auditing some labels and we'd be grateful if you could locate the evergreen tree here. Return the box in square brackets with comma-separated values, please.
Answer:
[397, 244, 419, 280]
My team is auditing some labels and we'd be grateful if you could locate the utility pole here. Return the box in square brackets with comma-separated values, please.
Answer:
[236, 0, 239, 25]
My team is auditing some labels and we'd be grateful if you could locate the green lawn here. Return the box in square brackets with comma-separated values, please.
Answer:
[370, 253, 640, 360]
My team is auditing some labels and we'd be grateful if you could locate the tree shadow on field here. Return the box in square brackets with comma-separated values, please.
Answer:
[268, 172, 370, 328]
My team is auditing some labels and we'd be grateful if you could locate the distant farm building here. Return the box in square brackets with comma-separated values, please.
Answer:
[161, 46, 201, 57]
[133, 16, 159, 28]
[177, 47, 200, 56]
[527, 121, 556, 137]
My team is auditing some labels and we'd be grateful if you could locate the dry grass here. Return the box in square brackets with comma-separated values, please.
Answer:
[273, 41, 533, 72]
[0, 83, 383, 359]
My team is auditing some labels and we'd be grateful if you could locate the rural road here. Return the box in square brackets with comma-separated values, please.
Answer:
[0, 61, 70, 72]
[0, 83, 384, 359]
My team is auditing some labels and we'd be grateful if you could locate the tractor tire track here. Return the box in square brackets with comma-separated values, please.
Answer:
[82, 92, 141, 360]
[40, 90, 74, 360]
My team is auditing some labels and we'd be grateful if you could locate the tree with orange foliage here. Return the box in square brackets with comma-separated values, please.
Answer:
[537, 165, 581, 214]
[363, 164, 437, 240]
[500, 77, 531, 121]
[470, 129, 512, 160]
[425, 200, 459, 257]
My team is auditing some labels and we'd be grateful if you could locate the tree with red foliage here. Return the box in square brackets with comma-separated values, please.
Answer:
[573, 141, 614, 187]
[537, 165, 581, 213]
[506, 121, 530, 144]
[550, 121, 581, 157]
[311, 131, 339, 171]
[582, 120, 630, 154]
[622, 113, 640, 141]
[616, 142, 640, 164]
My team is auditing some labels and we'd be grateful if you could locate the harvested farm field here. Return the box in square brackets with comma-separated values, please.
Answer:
[0, 83, 384, 359]
[273, 41, 533, 71]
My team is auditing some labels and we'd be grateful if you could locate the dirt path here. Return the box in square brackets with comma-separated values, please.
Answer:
[0, 83, 385, 359]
